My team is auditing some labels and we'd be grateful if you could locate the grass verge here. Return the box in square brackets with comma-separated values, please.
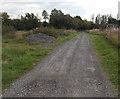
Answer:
[89, 33, 118, 89]
[2, 31, 79, 90]
[87, 28, 119, 47]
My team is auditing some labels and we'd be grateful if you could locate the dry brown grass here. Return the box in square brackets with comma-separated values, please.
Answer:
[2, 25, 16, 38]
[14, 28, 77, 40]
[15, 31, 30, 39]
[105, 28, 119, 47]
[88, 28, 119, 47]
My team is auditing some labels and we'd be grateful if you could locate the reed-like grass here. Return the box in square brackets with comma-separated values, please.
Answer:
[88, 28, 119, 47]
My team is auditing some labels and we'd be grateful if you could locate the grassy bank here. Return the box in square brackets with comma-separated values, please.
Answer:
[89, 34, 118, 89]
[2, 30, 79, 90]
[88, 28, 119, 47]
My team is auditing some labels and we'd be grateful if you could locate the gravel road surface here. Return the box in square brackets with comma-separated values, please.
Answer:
[3, 32, 114, 97]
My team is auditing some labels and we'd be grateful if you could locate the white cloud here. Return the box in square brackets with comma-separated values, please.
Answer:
[0, 0, 119, 20]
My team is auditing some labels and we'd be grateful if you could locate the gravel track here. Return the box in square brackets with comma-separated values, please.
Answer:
[3, 32, 115, 97]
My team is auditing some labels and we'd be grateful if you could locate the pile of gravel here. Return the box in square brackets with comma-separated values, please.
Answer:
[26, 33, 56, 43]
[26, 33, 57, 49]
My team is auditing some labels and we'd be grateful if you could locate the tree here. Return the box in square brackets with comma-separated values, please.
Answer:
[75, 16, 83, 21]
[11, 13, 40, 30]
[50, 9, 63, 17]
[94, 14, 119, 28]
[42, 10, 49, 22]
[91, 14, 94, 22]
[108, 17, 118, 25]
[95, 14, 101, 24]
[1, 12, 10, 20]
[49, 9, 64, 29]
[21, 13, 40, 30]
[101, 15, 108, 24]
[1, 12, 13, 26]
[49, 8, 95, 30]
[118, 20, 120, 27]
[63, 15, 73, 29]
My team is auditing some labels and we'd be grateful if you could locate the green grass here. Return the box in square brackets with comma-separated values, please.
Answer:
[89, 33, 118, 88]
[2, 31, 79, 90]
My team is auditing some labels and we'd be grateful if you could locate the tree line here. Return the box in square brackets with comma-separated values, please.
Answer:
[94, 14, 120, 29]
[1, 9, 120, 31]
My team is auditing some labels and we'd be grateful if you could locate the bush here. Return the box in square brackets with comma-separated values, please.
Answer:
[2, 25, 16, 37]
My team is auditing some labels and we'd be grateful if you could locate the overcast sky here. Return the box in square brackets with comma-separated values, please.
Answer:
[0, 0, 119, 21]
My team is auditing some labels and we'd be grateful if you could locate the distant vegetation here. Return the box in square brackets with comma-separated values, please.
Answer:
[1, 9, 120, 38]
[94, 14, 119, 29]
[1, 9, 95, 32]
